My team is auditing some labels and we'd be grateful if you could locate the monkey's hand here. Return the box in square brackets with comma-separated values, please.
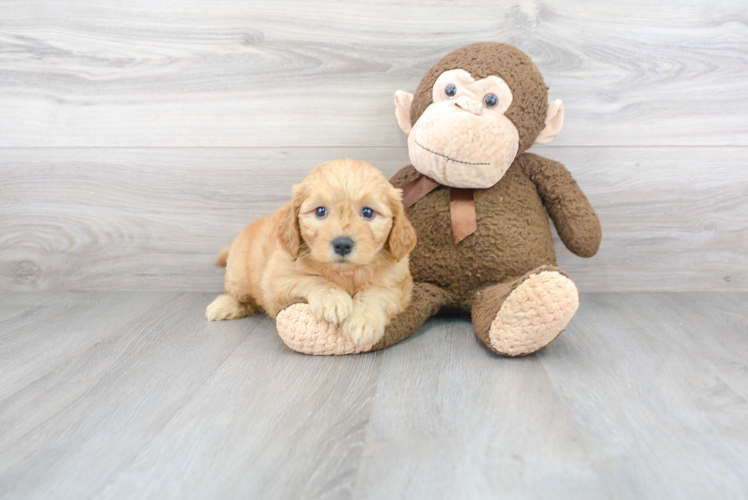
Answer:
[520, 153, 602, 258]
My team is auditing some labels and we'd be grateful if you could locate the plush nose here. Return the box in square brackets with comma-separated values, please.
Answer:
[332, 236, 354, 256]
[453, 95, 482, 115]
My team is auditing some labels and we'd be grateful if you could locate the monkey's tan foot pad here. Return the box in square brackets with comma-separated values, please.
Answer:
[275, 303, 374, 355]
[489, 271, 579, 357]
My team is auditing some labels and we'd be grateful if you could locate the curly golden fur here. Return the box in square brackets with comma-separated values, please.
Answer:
[206, 158, 417, 345]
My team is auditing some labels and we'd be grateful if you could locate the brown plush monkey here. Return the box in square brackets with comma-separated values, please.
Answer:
[276, 42, 601, 356]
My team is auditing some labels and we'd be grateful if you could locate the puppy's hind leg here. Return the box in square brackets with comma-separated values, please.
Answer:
[206, 293, 254, 321]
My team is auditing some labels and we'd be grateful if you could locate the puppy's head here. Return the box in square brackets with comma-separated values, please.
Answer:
[279, 159, 417, 269]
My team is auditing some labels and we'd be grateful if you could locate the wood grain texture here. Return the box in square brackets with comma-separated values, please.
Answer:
[538, 293, 748, 500]
[96, 317, 381, 500]
[0, 292, 179, 401]
[1, 146, 746, 292]
[352, 318, 608, 499]
[0, 291, 746, 499]
[540, 146, 748, 292]
[661, 293, 748, 400]
[0, 0, 746, 147]
[0, 292, 382, 500]
[0, 293, 252, 499]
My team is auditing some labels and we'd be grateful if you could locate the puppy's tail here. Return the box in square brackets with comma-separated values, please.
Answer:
[215, 246, 230, 267]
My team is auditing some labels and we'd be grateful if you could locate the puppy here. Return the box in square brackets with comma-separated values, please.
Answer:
[206, 158, 417, 345]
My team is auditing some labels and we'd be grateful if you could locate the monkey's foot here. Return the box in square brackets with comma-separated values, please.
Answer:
[488, 271, 579, 357]
[275, 303, 374, 355]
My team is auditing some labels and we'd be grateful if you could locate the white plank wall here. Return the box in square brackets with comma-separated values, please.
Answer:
[1, 0, 747, 291]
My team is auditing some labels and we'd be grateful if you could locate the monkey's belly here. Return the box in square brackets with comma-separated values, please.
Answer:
[406, 174, 556, 306]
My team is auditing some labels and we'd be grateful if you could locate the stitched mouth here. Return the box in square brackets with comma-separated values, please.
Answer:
[415, 140, 490, 166]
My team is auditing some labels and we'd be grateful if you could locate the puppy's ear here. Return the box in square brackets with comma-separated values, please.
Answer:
[387, 188, 417, 262]
[278, 185, 304, 260]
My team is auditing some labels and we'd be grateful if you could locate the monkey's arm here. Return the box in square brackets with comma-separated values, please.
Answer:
[520, 153, 601, 258]
[389, 165, 421, 189]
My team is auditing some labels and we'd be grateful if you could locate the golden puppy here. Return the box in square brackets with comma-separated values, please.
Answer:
[206, 159, 417, 345]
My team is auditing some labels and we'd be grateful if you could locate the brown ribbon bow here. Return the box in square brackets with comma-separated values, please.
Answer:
[400, 174, 477, 244]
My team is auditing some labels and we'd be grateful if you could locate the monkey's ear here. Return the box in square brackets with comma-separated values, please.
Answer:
[534, 99, 564, 145]
[394, 91, 414, 134]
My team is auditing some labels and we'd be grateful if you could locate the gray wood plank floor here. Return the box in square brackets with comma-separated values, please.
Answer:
[0, 292, 746, 500]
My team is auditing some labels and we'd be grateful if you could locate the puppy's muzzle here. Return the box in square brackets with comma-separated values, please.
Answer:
[332, 236, 354, 256]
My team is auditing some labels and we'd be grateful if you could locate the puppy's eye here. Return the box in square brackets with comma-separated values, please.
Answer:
[445, 83, 457, 99]
[315, 207, 327, 218]
[483, 93, 498, 108]
[361, 207, 375, 220]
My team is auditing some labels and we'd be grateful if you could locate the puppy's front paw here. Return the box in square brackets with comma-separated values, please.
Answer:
[342, 307, 387, 345]
[308, 288, 353, 324]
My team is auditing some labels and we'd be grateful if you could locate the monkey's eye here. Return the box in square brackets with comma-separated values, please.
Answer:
[361, 207, 375, 220]
[445, 83, 457, 99]
[483, 93, 499, 108]
[315, 207, 327, 218]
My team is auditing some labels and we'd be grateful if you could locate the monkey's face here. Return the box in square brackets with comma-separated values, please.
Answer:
[394, 43, 564, 188]
[406, 69, 520, 189]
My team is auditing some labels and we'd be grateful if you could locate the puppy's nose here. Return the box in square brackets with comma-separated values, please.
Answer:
[332, 237, 354, 256]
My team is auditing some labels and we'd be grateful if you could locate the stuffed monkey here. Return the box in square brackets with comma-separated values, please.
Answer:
[276, 42, 601, 356]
